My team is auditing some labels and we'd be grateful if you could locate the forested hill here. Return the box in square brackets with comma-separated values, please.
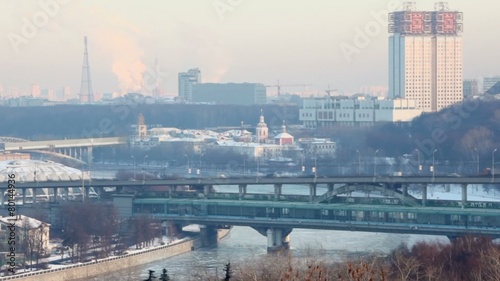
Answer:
[366, 99, 500, 163]
[0, 104, 298, 140]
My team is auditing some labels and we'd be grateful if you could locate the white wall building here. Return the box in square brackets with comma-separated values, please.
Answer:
[298, 138, 336, 159]
[299, 96, 422, 128]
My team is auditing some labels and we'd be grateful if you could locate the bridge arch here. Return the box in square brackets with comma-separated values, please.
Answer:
[317, 183, 420, 206]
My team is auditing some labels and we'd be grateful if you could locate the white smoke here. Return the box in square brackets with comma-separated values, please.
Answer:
[91, 11, 147, 94]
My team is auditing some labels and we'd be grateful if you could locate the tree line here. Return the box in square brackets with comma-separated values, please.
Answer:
[0, 104, 298, 140]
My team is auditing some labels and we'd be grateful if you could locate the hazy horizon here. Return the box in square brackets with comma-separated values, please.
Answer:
[1, 0, 499, 97]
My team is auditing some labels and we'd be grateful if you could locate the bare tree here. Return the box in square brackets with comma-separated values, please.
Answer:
[389, 244, 421, 281]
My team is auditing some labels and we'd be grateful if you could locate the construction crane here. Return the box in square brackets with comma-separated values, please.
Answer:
[325, 85, 338, 97]
[265, 80, 312, 96]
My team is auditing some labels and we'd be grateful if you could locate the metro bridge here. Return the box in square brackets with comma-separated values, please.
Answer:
[128, 193, 500, 252]
[3, 175, 499, 251]
[3, 175, 499, 205]
[100, 175, 499, 252]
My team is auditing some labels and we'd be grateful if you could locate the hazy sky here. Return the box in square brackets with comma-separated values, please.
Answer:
[1, 0, 499, 96]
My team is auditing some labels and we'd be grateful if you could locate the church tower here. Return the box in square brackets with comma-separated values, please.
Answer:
[256, 109, 268, 143]
[137, 113, 147, 140]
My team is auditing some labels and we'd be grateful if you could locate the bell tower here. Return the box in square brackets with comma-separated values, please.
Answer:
[256, 109, 268, 143]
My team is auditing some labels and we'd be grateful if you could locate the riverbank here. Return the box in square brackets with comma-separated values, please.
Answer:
[0, 228, 230, 281]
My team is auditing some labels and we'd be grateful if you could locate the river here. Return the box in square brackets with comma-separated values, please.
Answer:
[94, 227, 448, 280]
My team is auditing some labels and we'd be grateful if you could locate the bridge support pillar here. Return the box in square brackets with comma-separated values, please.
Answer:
[421, 185, 427, 206]
[309, 184, 317, 202]
[238, 184, 247, 200]
[53, 188, 58, 202]
[204, 185, 211, 197]
[32, 188, 37, 203]
[327, 183, 334, 193]
[22, 188, 26, 204]
[64, 187, 69, 201]
[86, 146, 93, 165]
[402, 184, 408, 196]
[200, 225, 218, 247]
[267, 228, 277, 252]
[461, 184, 467, 209]
[79, 147, 83, 160]
[266, 228, 291, 253]
[96, 187, 102, 199]
[274, 184, 282, 201]
[83, 186, 90, 202]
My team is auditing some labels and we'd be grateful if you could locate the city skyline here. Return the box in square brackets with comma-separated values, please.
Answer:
[1, 0, 499, 97]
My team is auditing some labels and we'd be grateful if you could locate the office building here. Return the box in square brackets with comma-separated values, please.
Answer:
[178, 68, 201, 101]
[31, 83, 41, 98]
[192, 83, 267, 105]
[483, 76, 500, 94]
[389, 2, 463, 112]
[299, 96, 422, 128]
[463, 79, 479, 97]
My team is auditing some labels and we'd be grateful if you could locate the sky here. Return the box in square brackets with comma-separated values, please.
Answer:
[1, 0, 499, 97]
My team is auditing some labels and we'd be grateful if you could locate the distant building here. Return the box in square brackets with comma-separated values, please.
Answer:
[389, 2, 463, 112]
[62, 86, 72, 101]
[178, 68, 201, 101]
[30, 84, 41, 98]
[0, 152, 30, 161]
[463, 79, 479, 97]
[484, 81, 500, 96]
[298, 138, 336, 159]
[192, 83, 267, 105]
[483, 76, 500, 94]
[5, 97, 48, 107]
[299, 96, 422, 128]
[41, 88, 56, 101]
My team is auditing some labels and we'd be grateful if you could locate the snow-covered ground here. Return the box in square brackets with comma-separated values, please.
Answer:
[408, 184, 500, 202]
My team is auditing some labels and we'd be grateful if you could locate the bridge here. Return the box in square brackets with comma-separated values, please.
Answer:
[1, 136, 127, 164]
[3, 175, 498, 251]
[3, 175, 499, 206]
[136, 198, 500, 249]
[2, 137, 126, 151]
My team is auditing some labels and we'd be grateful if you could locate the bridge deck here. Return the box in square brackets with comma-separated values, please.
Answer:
[3, 137, 127, 151]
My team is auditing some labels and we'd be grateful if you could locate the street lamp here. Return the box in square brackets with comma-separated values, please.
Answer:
[313, 156, 317, 177]
[492, 148, 498, 180]
[414, 148, 421, 175]
[241, 154, 246, 174]
[432, 149, 438, 178]
[356, 150, 361, 175]
[130, 155, 136, 180]
[199, 153, 205, 169]
[184, 154, 191, 174]
[474, 147, 479, 175]
[373, 150, 379, 177]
